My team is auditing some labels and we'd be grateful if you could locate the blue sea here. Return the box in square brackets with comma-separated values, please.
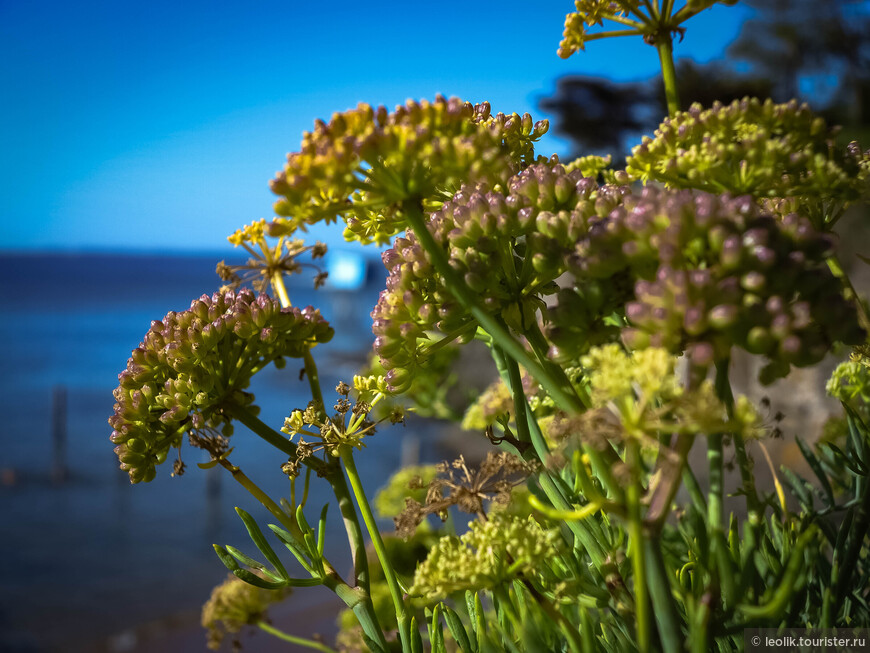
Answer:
[0, 252, 443, 652]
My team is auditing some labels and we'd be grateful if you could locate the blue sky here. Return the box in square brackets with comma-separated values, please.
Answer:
[1, 0, 749, 253]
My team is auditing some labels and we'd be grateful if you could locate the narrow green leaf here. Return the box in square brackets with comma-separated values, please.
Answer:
[235, 507, 289, 580]
[361, 633, 387, 653]
[580, 607, 596, 653]
[465, 590, 479, 639]
[443, 605, 473, 652]
[409, 616, 424, 653]
[232, 568, 287, 590]
[825, 443, 867, 475]
[796, 437, 835, 507]
[213, 544, 240, 572]
[846, 409, 870, 465]
[225, 545, 284, 582]
[317, 503, 329, 558]
[296, 502, 312, 533]
[473, 592, 487, 651]
[432, 603, 446, 653]
[268, 524, 315, 574]
[780, 467, 813, 510]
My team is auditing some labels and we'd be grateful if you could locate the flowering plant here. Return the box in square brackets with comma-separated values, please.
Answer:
[111, 2, 870, 651]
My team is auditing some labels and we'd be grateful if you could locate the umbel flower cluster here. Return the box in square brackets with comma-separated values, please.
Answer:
[572, 188, 864, 376]
[269, 96, 549, 245]
[110, 289, 333, 483]
[409, 513, 560, 600]
[372, 156, 864, 390]
[371, 160, 629, 392]
[109, 1, 870, 649]
[626, 98, 870, 223]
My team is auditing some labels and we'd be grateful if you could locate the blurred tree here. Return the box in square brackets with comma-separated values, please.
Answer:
[542, 0, 870, 159]
[728, 0, 870, 124]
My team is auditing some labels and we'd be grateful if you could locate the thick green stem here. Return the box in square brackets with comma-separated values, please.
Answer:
[644, 537, 682, 653]
[257, 621, 338, 652]
[341, 447, 411, 652]
[402, 199, 587, 415]
[269, 270, 386, 648]
[325, 465, 373, 593]
[707, 431, 724, 543]
[656, 37, 680, 117]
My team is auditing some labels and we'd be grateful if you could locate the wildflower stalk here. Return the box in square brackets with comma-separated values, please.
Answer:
[644, 537, 682, 653]
[213, 453, 381, 639]
[496, 346, 636, 618]
[269, 270, 385, 647]
[303, 348, 326, 414]
[656, 36, 680, 116]
[257, 621, 338, 652]
[214, 457, 298, 534]
[340, 446, 412, 652]
[401, 198, 587, 415]
[271, 267, 293, 308]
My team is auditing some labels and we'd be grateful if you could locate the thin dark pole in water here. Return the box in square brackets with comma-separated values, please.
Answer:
[52, 385, 68, 483]
[206, 466, 222, 540]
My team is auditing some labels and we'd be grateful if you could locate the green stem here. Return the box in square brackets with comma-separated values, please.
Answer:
[626, 440, 650, 653]
[644, 537, 682, 653]
[257, 621, 338, 652]
[340, 447, 411, 652]
[524, 319, 590, 408]
[268, 255, 386, 647]
[495, 347, 636, 619]
[655, 36, 680, 117]
[707, 431, 724, 544]
[228, 405, 328, 476]
[582, 29, 645, 42]
[402, 199, 587, 415]
[325, 464, 373, 594]
[271, 268, 293, 307]
[828, 254, 870, 333]
[303, 347, 326, 414]
[216, 458, 298, 534]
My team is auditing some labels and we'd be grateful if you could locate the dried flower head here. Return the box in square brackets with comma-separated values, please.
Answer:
[394, 452, 534, 538]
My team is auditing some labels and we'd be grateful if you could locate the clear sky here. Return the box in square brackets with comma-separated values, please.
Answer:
[0, 0, 749, 253]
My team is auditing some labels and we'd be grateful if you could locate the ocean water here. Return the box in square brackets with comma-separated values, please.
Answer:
[0, 252, 435, 652]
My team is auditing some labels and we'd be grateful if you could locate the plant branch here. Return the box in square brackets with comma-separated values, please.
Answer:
[340, 447, 411, 652]
[402, 199, 588, 415]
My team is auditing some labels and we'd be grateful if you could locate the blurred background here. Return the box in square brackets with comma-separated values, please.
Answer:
[1, 0, 868, 651]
